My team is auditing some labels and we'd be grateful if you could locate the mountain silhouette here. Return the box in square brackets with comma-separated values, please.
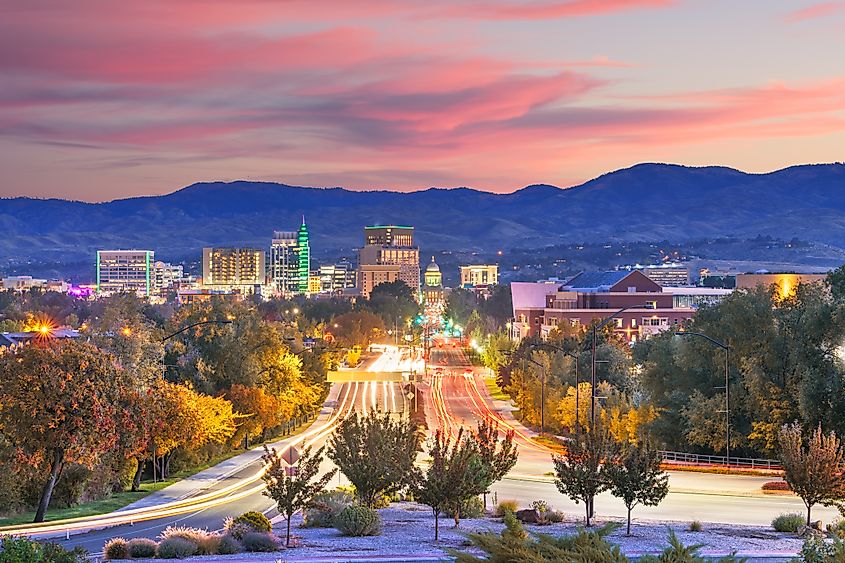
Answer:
[2, 163, 844, 266]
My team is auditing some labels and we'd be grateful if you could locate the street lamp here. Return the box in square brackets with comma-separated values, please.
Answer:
[675, 331, 731, 466]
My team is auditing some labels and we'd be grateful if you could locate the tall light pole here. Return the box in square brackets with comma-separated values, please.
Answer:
[675, 331, 731, 466]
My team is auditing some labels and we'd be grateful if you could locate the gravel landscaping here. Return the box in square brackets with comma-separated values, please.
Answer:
[127, 502, 807, 561]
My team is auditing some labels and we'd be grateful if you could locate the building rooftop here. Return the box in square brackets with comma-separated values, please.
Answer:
[565, 270, 632, 291]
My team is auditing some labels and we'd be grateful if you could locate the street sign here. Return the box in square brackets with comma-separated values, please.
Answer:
[281, 446, 299, 466]
[406, 391, 415, 401]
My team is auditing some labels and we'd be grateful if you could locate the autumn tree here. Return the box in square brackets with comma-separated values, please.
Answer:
[328, 411, 421, 507]
[262, 445, 336, 547]
[553, 427, 619, 526]
[778, 423, 845, 525]
[226, 384, 286, 448]
[607, 442, 669, 535]
[414, 429, 486, 540]
[473, 419, 518, 508]
[0, 340, 136, 522]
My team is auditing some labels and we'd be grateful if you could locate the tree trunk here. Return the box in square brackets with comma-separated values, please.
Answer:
[286, 514, 292, 547]
[434, 510, 440, 541]
[585, 498, 591, 527]
[34, 447, 64, 523]
[807, 503, 812, 526]
[453, 504, 460, 528]
[132, 459, 144, 492]
[626, 507, 632, 536]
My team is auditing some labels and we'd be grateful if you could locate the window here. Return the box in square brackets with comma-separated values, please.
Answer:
[571, 319, 580, 327]
[631, 318, 637, 328]
[645, 301, 657, 309]
[614, 318, 623, 328]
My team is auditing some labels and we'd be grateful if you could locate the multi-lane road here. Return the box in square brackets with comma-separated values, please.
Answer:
[3, 349, 412, 553]
[4, 343, 839, 553]
[426, 345, 840, 526]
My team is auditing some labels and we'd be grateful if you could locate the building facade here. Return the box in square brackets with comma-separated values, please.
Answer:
[641, 266, 690, 287]
[202, 247, 265, 294]
[422, 256, 445, 308]
[358, 264, 401, 298]
[735, 272, 827, 298]
[358, 225, 420, 297]
[96, 250, 154, 297]
[152, 261, 184, 295]
[511, 270, 695, 343]
[460, 264, 499, 287]
[268, 217, 311, 296]
[319, 263, 357, 293]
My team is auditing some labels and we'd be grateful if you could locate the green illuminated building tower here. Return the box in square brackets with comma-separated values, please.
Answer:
[296, 216, 310, 294]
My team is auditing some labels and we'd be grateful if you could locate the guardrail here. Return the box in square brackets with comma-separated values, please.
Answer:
[658, 450, 781, 470]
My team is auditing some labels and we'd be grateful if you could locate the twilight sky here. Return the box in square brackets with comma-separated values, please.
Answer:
[2, 0, 844, 201]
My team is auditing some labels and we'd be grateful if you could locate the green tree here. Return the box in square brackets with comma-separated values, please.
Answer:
[262, 445, 336, 547]
[414, 429, 486, 540]
[553, 427, 619, 526]
[473, 419, 518, 507]
[367, 279, 419, 328]
[0, 340, 136, 522]
[778, 423, 845, 525]
[327, 411, 421, 507]
[607, 442, 669, 535]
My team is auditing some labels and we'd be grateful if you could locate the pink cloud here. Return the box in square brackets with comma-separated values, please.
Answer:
[438, 0, 673, 20]
[785, 2, 845, 22]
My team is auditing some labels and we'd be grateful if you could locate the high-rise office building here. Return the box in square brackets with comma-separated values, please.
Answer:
[96, 250, 154, 297]
[202, 247, 265, 293]
[296, 217, 310, 294]
[319, 263, 357, 293]
[153, 261, 184, 295]
[358, 225, 420, 298]
[268, 217, 311, 296]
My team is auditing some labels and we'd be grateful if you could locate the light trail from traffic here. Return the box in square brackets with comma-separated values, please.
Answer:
[0, 381, 362, 538]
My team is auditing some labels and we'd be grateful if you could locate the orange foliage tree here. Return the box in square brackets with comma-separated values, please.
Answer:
[0, 340, 139, 522]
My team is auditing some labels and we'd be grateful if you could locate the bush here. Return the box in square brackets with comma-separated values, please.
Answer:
[222, 518, 254, 541]
[762, 481, 791, 491]
[156, 537, 197, 559]
[303, 489, 354, 528]
[772, 513, 805, 533]
[689, 520, 703, 532]
[195, 534, 221, 556]
[334, 505, 382, 536]
[159, 525, 210, 546]
[232, 511, 272, 533]
[103, 537, 129, 560]
[40, 542, 90, 563]
[241, 532, 279, 552]
[444, 496, 485, 519]
[827, 519, 845, 539]
[494, 499, 518, 517]
[127, 537, 157, 558]
[0, 536, 89, 563]
[217, 534, 243, 555]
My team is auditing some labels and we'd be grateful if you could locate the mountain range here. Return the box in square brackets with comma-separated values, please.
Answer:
[1, 163, 844, 271]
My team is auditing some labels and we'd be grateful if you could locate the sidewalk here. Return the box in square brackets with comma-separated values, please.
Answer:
[118, 384, 343, 511]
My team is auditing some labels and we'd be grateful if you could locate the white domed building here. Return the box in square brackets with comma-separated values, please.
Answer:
[422, 256, 445, 308]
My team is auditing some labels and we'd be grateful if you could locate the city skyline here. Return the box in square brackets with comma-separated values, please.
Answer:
[2, 1, 844, 201]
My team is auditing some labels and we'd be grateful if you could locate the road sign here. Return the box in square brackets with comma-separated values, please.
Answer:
[281, 446, 299, 466]
[406, 391, 415, 401]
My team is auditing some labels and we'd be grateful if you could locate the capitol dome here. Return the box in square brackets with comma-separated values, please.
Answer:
[426, 256, 440, 272]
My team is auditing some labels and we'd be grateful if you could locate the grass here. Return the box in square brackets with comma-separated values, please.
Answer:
[484, 377, 511, 402]
[660, 463, 783, 477]
[532, 435, 567, 453]
[0, 417, 316, 527]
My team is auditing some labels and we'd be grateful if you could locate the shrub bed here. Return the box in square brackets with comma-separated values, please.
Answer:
[334, 504, 382, 536]
[772, 513, 805, 533]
